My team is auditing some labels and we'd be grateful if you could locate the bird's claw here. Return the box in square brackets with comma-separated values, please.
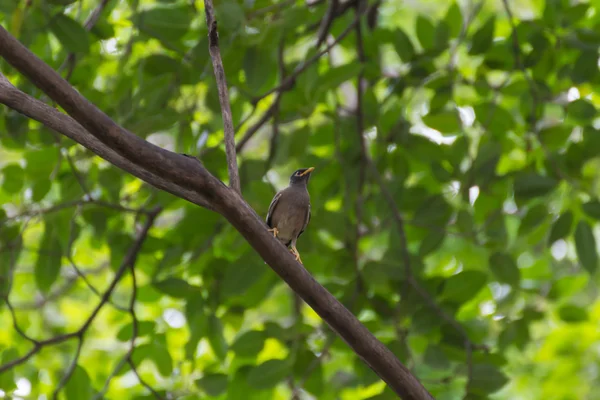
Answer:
[290, 247, 302, 264]
[267, 227, 279, 238]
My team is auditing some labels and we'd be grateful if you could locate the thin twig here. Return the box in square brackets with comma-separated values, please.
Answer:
[1, 198, 151, 223]
[254, 1, 379, 102]
[52, 338, 84, 400]
[315, 0, 339, 48]
[235, 100, 280, 152]
[204, 0, 241, 194]
[128, 358, 164, 399]
[0, 207, 161, 375]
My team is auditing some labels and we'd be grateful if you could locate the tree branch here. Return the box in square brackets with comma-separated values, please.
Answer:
[0, 74, 214, 210]
[204, 0, 241, 194]
[254, 1, 379, 102]
[0, 26, 432, 399]
[0, 207, 161, 375]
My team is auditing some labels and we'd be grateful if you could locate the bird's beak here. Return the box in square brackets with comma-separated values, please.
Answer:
[299, 167, 315, 176]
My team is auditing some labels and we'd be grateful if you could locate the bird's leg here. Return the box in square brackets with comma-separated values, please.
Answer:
[290, 246, 302, 264]
[267, 227, 279, 238]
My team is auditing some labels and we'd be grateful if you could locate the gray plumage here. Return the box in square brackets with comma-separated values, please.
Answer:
[266, 167, 314, 263]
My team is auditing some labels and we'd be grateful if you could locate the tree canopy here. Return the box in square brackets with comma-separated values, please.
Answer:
[1, 0, 599, 399]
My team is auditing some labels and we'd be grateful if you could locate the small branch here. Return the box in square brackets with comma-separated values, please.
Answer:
[51, 338, 83, 400]
[315, 0, 339, 48]
[57, 0, 110, 82]
[254, 1, 379, 102]
[128, 358, 164, 399]
[367, 158, 487, 395]
[0, 207, 161, 375]
[203, 0, 241, 195]
[0, 23, 432, 398]
[235, 100, 280, 152]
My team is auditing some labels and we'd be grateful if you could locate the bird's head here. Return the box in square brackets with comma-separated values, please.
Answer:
[289, 167, 314, 186]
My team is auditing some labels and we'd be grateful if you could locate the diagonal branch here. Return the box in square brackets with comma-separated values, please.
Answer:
[203, 0, 241, 195]
[0, 74, 213, 210]
[0, 25, 432, 399]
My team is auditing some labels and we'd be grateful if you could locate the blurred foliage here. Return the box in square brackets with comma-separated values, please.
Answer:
[1, 0, 600, 399]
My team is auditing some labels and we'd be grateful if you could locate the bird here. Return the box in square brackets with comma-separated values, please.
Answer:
[266, 167, 314, 264]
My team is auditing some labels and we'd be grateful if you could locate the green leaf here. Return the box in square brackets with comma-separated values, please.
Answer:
[195, 373, 228, 396]
[1, 164, 24, 194]
[513, 173, 557, 199]
[215, 0, 245, 31]
[243, 46, 274, 93]
[574, 221, 597, 274]
[415, 16, 435, 50]
[469, 16, 495, 55]
[413, 195, 452, 225]
[220, 259, 266, 299]
[469, 364, 509, 394]
[444, 2, 463, 38]
[231, 330, 266, 358]
[117, 321, 156, 341]
[539, 125, 573, 151]
[571, 50, 599, 84]
[548, 211, 574, 245]
[392, 28, 416, 62]
[64, 366, 93, 400]
[31, 179, 51, 202]
[422, 109, 461, 134]
[567, 99, 596, 121]
[518, 204, 547, 235]
[0, 349, 19, 391]
[488, 252, 520, 287]
[418, 230, 445, 257]
[558, 304, 588, 323]
[185, 295, 206, 361]
[150, 340, 174, 377]
[24, 148, 59, 178]
[153, 278, 201, 299]
[442, 270, 487, 304]
[317, 63, 364, 96]
[247, 359, 293, 389]
[34, 223, 62, 293]
[582, 200, 600, 220]
[49, 14, 90, 54]
[141, 54, 180, 76]
[133, 6, 192, 42]
[207, 314, 228, 361]
[473, 102, 515, 135]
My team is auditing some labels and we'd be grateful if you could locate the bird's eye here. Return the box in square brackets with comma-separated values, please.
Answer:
[295, 171, 302, 176]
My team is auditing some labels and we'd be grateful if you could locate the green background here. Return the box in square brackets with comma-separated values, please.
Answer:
[1, 0, 599, 399]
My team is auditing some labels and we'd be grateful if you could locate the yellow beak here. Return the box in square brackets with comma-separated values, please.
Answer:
[299, 167, 315, 176]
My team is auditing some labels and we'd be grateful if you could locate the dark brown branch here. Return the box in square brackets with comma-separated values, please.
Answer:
[204, 0, 241, 194]
[315, 0, 339, 48]
[0, 74, 213, 210]
[0, 26, 432, 399]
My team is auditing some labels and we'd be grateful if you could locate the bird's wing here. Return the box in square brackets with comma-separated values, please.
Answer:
[266, 190, 283, 227]
[298, 202, 311, 239]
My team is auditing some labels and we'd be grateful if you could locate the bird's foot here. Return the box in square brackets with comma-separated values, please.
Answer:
[267, 227, 279, 238]
[290, 246, 302, 264]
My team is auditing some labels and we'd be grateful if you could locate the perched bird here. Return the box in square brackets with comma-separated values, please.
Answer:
[266, 167, 314, 264]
